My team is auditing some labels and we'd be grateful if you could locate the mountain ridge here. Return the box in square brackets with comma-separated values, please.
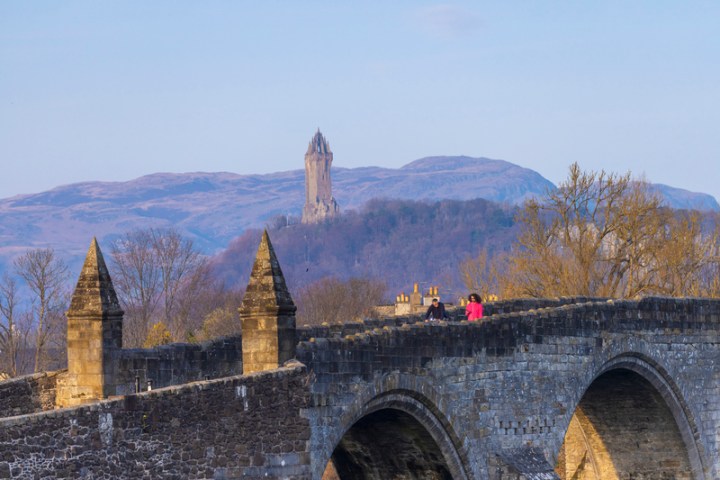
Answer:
[0, 156, 717, 274]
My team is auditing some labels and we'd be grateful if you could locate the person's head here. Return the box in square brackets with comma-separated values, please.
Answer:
[469, 293, 481, 303]
[432, 298, 439, 305]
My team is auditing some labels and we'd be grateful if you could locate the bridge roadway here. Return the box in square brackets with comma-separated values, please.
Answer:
[1, 297, 719, 479]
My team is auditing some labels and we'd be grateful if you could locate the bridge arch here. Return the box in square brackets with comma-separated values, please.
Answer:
[320, 386, 469, 480]
[557, 354, 707, 479]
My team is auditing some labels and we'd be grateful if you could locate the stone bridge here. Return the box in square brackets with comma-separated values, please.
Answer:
[0, 233, 718, 479]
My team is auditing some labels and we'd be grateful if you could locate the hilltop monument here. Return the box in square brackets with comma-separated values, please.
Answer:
[302, 129, 339, 224]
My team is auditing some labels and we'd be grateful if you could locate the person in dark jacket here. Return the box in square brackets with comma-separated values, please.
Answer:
[425, 298, 448, 321]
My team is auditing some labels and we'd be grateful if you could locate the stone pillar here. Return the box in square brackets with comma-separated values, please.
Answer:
[239, 230, 297, 374]
[409, 282, 422, 308]
[56, 238, 123, 407]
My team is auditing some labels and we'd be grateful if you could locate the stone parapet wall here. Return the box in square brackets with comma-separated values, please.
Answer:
[297, 296, 720, 479]
[1, 296, 718, 478]
[0, 336, 245, 415]
[299, 297, 720, 362]
[0, 363, 311, 479]
[296, 297, 608, 342]
[114, 335, 244, 395]
[481, 296, 608, 316]
[297, 315, 419, 341]
[0, 371, 63, 418]
[0, 297, 610, 413]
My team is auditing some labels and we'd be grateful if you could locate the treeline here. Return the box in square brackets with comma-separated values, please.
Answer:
[3, 164, 719, 379]
[0, 249, 69, 377]
[463, 164, 720, 300]
[211, 197, 521, 302]
[109, 229, 244, 348]
[0, 231, 246, 378]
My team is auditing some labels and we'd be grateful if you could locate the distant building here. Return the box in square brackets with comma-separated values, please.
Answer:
[394, 283, 444, 316]
[302, 129, 339, 224]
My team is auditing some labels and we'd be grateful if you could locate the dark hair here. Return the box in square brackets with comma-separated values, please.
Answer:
[469, 293, 481, 303]
[432, 298, 439, 303]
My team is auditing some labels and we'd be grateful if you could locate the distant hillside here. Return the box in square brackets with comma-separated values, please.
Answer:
[650, 184, 720, 211]
[344, 156, 554, 205]
[211, 197, 521, 299]
[0, 155, 716, 276]
[0, 156, 553, 272]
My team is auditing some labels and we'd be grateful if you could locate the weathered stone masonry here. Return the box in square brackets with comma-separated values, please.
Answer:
[1, 298, 719, 479]
[240, 230, 297, 374]
[1, 232, 719, 479]
[0, 364, 311, 479]
[296, 298, 720, 479]
[55, 238, 123, 408]
[0, 372, 60, 417]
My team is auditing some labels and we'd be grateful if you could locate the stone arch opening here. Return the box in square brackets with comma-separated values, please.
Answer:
[557, 365, 701, 479]
[328, 408, 451, 479]
[322, 391, 468, 480]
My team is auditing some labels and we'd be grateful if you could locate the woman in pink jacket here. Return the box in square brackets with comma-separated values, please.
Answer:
[465, 293, 483, 321]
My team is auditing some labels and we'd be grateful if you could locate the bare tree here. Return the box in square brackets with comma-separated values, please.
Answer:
[169, 263, 209, 341]
[699, 214, 720, 297]
[459, 248, 503, 300]
[654, 210, 719, 297]
[514, 163, 636, 297]
[151, 228, 206, 336]
[0, 273, 32, 377]
[111, 229, 162, 347]
[296, 277, 386, 326]
[498, 163, 720, 299]
[14, 248, 69, 372]
[110, 227, 214, 346]
[601, 180, 667, 298]
[195, 286, 245, 341]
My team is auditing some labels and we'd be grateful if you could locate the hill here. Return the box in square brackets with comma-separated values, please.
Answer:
[0, 156, 552, 272]
[211, 197, 521, 299]
[0, 155, 717, 276]
[650, 184, 720, 211]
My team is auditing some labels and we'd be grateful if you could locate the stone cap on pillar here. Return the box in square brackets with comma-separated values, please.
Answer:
[239, 230, 296, 317]
[67, 237, 124, 319]
[306, 128, 331, 155]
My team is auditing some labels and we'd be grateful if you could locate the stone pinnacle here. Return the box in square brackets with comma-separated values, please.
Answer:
[239, 230, 296, 316]
[68, 237, 123, 317]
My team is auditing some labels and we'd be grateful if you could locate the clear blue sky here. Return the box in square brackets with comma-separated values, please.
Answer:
[2, 2, 719, 201]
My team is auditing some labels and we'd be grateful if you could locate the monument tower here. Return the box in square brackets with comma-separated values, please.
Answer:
[302, 129, 339, 224]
